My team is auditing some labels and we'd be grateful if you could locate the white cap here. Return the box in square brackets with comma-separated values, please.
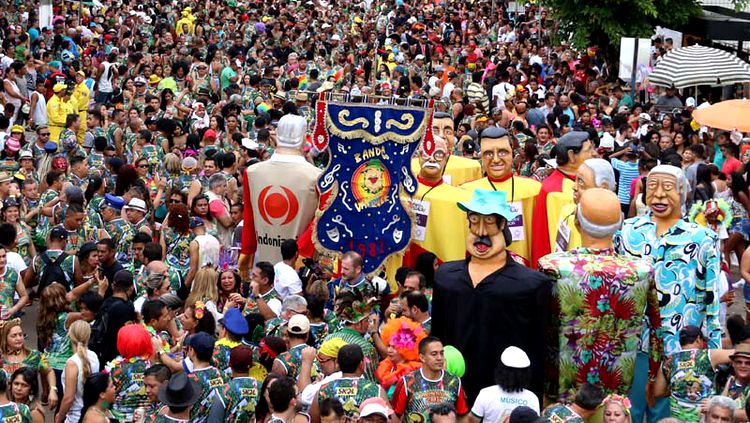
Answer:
[415, 54, 425, 61]
[241, 137, 259, 150]
[639, 112, 652, 121]
[331, 34, 341, 41]
[276, 114, 308, 149]
[321, 23, 331, 29]
[359, 398, 392, 419]
[686, 97, 696, 108]
[287, 314, 310, 334]
[500, 346, 531, 369]
[124, 198, 148, 213]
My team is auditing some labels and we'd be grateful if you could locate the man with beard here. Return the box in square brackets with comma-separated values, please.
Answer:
[431, 189, 552, 402]
[411, 111, 481, 186]
[615, 165, 720, 422]
[403, 136, 470, 267]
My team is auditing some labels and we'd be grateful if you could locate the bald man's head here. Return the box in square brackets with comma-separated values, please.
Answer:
[576, 188, 622, 239]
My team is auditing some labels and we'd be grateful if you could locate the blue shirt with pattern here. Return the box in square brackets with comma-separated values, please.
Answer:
[614, 213, 721, 354]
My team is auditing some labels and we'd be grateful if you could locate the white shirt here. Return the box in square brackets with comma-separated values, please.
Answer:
[492, 82, 514, 109]
[62, 350, 100, 423]
[470, 385, 540, 423]
[274, 261, 302, 300]
[6, 251, 27, 275]
[300, 371, 343, 406]
[442, 81, 455, 99]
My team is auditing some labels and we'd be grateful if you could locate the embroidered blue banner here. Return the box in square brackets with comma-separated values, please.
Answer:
[313, 101, 431, 274]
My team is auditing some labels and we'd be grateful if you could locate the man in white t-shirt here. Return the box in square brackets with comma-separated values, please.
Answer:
[274, 239, 303, 300]
[469, 346, 540, 423]
[0, 221, 27, 278]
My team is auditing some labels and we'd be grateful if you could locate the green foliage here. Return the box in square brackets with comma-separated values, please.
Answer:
[541, 0, 702, 49]
[734, 0, 750, 11]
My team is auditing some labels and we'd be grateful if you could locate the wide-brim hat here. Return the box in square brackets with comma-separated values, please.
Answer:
[457, 188, 518, 222]
[123, 198, 148, 213]
[158, 372, 203, 408]
[730, 343, 750, 360]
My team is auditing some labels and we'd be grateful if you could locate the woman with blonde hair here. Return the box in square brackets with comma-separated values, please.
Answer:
[56, 320, 100, 423]
[186, 267, 222, 322]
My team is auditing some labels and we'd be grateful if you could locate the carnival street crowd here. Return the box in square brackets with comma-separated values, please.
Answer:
[0, 0, 748, 422]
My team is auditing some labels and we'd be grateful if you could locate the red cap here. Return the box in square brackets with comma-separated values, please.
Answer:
[204, 129, 217, 140]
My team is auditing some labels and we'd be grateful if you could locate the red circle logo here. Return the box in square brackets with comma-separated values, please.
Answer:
[258, 186, 300, 226]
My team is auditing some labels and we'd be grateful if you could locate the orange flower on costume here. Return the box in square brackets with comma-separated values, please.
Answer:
[380, 317, 426, 362]
[375, 317, 426, 390]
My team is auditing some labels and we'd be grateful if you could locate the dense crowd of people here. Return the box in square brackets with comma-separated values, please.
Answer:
[1, 0, 750, 422]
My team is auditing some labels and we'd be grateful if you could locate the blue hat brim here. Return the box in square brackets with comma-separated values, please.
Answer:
[457, 199, 518, 222]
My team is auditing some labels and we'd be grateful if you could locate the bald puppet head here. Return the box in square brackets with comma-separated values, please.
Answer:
[576, 188, 623, 241]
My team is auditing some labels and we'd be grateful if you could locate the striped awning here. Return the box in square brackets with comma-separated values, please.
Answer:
[648, 45, 750, 88]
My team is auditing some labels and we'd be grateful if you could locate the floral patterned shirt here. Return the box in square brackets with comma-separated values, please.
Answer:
[614, 214, 721, 354]
[662, 349, 715, 421]
[0, 402, 32, 422]
[189, 366, 228, 423]
[538, 247, 663, 403]
[0, 267, 20, 311]
[318, 376, 382, 420]
[107, 356, 152, 422]
[542, 404, 585, 422]
[215, 376, 261, 423]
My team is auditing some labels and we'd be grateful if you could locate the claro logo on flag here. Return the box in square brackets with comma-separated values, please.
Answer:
[257, 186, 300, 225]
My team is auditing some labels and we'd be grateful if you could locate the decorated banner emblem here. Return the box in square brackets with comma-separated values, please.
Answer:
[313, 101, 432, 273]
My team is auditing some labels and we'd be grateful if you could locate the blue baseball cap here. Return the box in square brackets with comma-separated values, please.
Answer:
[219, 308, 249, 336]
[44, 141, 58, 153]
[186, 332, 215, 356]
[190, 217, 204, 229]
[458, 189, 518, 222]
[103, 194, 125, 211]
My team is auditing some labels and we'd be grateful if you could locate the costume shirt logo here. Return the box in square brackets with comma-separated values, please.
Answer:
[257, 186, 300, 226]
[313, 101, 431, 274]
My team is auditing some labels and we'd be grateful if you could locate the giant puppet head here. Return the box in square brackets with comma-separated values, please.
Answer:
[646, 165, 687, 221]
[418, 136, 450, 183]
[432, 111, 456, 151]
[275, 114, 307, 155]
[457, 189, 518, 262]
[573, 158, 616, 204]
[553, 131, 594, 174]
[478, 127, 513, 181]
[575, 188, 623, 244]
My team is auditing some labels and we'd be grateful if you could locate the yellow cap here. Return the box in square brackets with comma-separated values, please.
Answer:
[53, 83, 67, 93]
[354, 16, 363, 24]
[148, 74, 161, 84]
[76, 70, 85, 77]
[10, 125, 24, 134]
[319, 338, 347, 358]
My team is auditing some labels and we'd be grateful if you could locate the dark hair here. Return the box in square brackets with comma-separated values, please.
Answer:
[144, 363, 170, 382]
[132, 232, 151, 246]
[429, 404, 456, 421]
[0, 223, 17, 248]
[494, 359, 532, 393]
[320, 397, 345, 418]
[724, 142, 740, 158]
[9, 367, 39, 402]
[730, 172, 749, 200]
[688, 143, 706, 159]
[573, 383, 604, 411]
[114, 164, 138, 196]
[267, 376, 296, 412]
[84, 175, 104, 203]
[97, 238, 115, 251]
[256, 373, 281, 420]
[280, 239, 298, 261]
[404, 271, 427, 290]
[142, 299, 167, 325]
[414, 253, 436, 288]
[255, 262, 275, 284]
[337, 344, 364, 373]
[404, 291, 429, 313]
[46, 170, 63, 186]
[79, 372, 110, 423]
[78, 292, 103, 315]
[695, 164, 715, 199]
[187, 303, 217, 336]
[418, 336, 442, 355]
